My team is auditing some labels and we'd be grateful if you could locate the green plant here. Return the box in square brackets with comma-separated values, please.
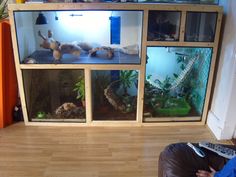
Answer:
[0, 0, 8, 21]
[154, 76, 172, 95]
[73, 76, 85, 102]
[153, 98, 191, 117]
[120, 70, 137, 95]
[122, 95, 134, 113]
[36, 111, 46, 119]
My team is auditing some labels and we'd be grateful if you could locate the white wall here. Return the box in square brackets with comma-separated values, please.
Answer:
[146, 47, 181, 82]
[207, 0, 236, 140]
[14, 12, 37, 62]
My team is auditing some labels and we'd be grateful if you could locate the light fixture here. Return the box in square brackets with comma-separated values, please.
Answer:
[35, 12, 48, 25]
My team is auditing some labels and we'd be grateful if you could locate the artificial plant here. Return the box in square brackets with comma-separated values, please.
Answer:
[154, 76, 172, 96]
[119, 70, 137, 96]
[0, 0, 8, 21]
[73, 76, 85, 106]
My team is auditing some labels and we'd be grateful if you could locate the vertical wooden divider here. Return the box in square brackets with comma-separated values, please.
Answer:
[179, 11, 186, 42]
[85, 68, 92, 124]
[137, 10, 148, 124]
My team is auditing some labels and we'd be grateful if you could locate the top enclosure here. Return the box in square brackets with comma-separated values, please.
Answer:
[14, 10, 143, 64]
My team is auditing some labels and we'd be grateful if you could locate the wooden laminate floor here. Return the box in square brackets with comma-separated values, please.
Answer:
[0, 123, 230, 177]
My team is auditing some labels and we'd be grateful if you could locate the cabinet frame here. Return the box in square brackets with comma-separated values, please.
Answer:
[8, 3, 223, 126]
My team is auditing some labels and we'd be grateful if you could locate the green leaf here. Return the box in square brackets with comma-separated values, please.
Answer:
[180, 64, 185, 70]
[147, 74, 152, 80]
[0, 0, 8, 20]
[73, 76, 85, 101]
[173, 73, 178, 78]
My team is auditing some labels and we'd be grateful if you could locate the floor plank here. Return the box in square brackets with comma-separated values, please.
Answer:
[0, 123, 230, 177]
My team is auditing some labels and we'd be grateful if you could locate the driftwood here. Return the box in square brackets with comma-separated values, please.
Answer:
[38, 30, 55, 50]
[89, 46, 114, 59]
[38, 30, 81, 61]
[104, 80, 126, 112]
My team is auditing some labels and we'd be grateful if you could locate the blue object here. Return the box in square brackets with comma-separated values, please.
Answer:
[110, 16, 121, 44]
[110, 70, 120, 82]
[110, 70, 120, 89]
[214, 157, 236, 177]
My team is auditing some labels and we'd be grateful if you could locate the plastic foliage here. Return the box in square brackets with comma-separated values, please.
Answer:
[0, 0, 8, 21]
[36, 111, 46, 119]
[154, 76, 172, 95]
[73, 76, 85, 101]
[120, 70, 137, 95]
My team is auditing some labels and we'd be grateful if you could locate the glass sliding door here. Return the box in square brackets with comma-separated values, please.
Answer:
[144, 47, 212, 122]
[22, 69, 86, 122]
[92, 70, 138, 121]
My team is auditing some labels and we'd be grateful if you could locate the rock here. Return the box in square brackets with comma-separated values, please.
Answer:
[89, 46, 114, 59]
[55, 102, 85, 118]
[23, 58, 37, 64]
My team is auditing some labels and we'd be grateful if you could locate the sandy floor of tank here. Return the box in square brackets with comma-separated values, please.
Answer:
[93, 103, 136, 121]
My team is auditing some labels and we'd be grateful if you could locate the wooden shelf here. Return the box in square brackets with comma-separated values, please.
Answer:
[8, 3, 223, 12]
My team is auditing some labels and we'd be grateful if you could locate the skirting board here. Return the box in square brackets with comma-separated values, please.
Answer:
[207, 110, 234, 140]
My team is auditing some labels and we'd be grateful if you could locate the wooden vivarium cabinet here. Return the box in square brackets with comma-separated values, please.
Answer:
[8, 3, 223, 126]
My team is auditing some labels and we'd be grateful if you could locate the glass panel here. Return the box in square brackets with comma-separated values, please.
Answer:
[138, 0, 218, 5]
[185, 12, 217, 42]
[14, 11, 143, 64]
[22, 69, 86, 122]
[92, 70, 138, 121]
[144, 47, 212, 122]
[148, 11, 180, 41]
